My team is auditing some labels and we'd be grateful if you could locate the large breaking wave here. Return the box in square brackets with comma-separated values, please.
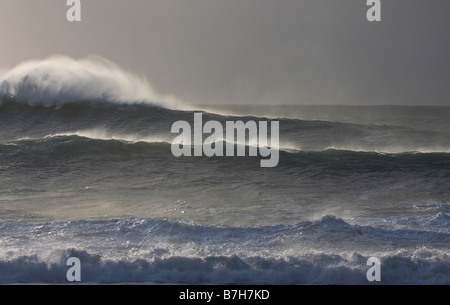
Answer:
[0, 55, 186, 110]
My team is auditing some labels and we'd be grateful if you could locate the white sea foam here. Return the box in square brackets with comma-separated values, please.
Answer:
[0, 55, 187, 110]
[326, 145, 450, 154]
[0, 215, 448, 284]
[1, 248, 448, 284]
[46, 129, 172, 145]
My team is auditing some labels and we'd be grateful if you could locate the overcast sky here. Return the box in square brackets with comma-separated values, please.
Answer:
[0, 0, 449, 105]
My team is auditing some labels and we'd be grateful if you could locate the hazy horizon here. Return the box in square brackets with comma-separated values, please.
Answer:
[1, 0, 449, 106]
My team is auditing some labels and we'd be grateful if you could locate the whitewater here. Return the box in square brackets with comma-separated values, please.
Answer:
[0, 56, 449, 284]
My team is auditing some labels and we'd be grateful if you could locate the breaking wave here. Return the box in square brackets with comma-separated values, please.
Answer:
[0, 215, 448, 284]
[0, 55, 186, 110]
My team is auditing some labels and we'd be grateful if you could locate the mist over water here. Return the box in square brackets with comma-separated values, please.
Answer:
[0, 57, 449, 284]
[0, 55, 186, 110]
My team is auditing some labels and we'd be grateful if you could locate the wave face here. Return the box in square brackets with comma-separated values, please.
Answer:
[1, 57, 450, 284]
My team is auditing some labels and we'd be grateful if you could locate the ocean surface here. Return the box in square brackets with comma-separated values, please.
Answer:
[0, 58, 449, 284]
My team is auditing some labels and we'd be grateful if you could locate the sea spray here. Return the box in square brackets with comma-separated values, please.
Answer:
[0, 55, 185, 110]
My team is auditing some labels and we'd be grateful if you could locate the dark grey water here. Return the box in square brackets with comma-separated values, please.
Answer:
[0, 100, 449, 284]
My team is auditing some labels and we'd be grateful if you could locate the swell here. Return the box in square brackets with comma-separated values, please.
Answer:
[2, 134, 450, 174]
[0, 100, 183, 144]
[1, 215, 448, 252]
[4, 133, 450, 156]
[2, 100, 450, 155]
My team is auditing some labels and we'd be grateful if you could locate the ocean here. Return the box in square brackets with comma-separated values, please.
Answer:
[0, 59, 449, 284]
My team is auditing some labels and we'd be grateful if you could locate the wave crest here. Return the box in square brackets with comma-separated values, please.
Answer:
[0, 55, 185, 110]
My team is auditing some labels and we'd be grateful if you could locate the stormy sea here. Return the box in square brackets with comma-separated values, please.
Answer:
[0, 56, 448, 284]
